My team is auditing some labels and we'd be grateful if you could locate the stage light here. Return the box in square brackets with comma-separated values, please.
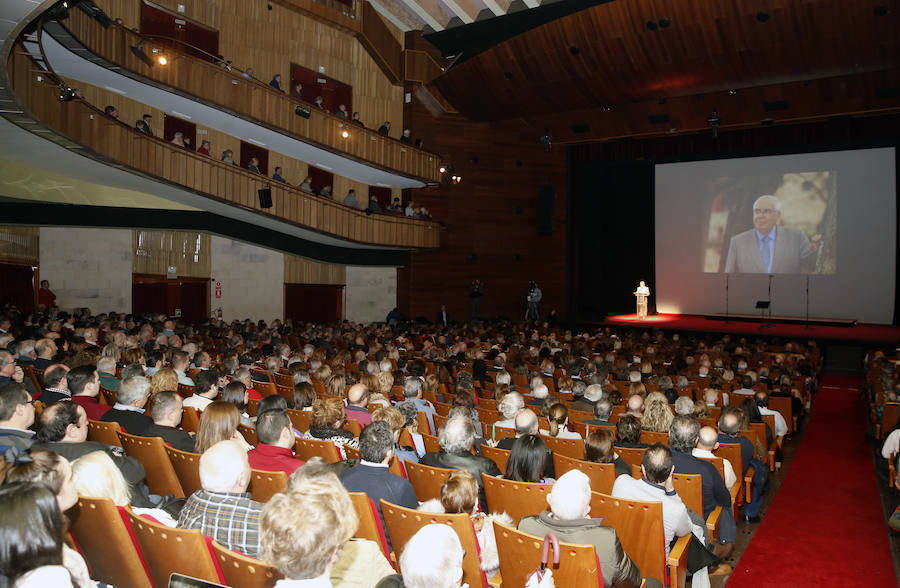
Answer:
[341, 130, 349, 138]
[58, 85, 76, 102]
[158, 56, 167, 65]
[439, 165, 446, 173]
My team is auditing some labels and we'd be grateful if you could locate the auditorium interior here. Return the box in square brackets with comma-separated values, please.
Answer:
[0, 0, 899, 586]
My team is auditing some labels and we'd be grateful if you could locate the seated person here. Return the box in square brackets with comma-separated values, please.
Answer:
[194, 401, 251, 453]
[504, 434, 553, 483]
[0, 382, 36, 457]
[584, 428, 631, 478]
[248, 409, 304, 475]
[493, 392, 524, 438]
[178, 440, 263, 557]
[72, 450, 177, 526]
[417, 470, 512, 580]
[182, 370, 219, 412]
[372, 405, 419, 464]
[518, 470, 659, 588]
[141, 391, 196, 452]
[614, 414, 648, 449]
[383, 524, 467, 588]
[420, 417, 500, 509]
[345, 383, 372, 426]
[305, 397, 358, 459]
[541, 403, 582, 439]
[642, 392, 674, 434]
[100, 375, 153, 435]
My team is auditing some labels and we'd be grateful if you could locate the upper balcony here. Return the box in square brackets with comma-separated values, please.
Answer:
[57, 6, 441, 186]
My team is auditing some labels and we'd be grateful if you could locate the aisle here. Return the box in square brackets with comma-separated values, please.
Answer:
[727, 376, 895, 587]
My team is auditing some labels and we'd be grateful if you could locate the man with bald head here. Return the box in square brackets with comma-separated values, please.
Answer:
[724, 194, 820, 273]
[692, 426, 737, 491]
[178, 439, 264, 557]
[345, 383, 372, 426]
[718, 408, 768, 522]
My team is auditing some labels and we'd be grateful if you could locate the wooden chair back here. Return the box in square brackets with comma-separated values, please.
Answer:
[238, 423, 259, 446]
[480, 444, 511, 474]
[479, 398, 497, 411]
[405, 460, 454, 502]
[589, 493, 669, 587]
[287, 408, 312, 433]
[615, 446, 648, 469]
[740, 428, 761, 458]
[274, 372, 293, 388]
[568, 408, 593, 423]
[275, 384, 293, 403]
[125, 507, 221, 587]
[247, 397, 260, 417]
[671, 473, 704, 517]
[488, 422, 516, 442]
[433, 412, 449, 432]
[348, 492, 391, 561]
[211, 540, 282, 588]
[254, 380, 278, 397]
[492, 520, 603, 587]
[116, 432, 185, 497]
[177, 383, 195, 399]
[294, 437, 342, 462]
[416, 411, 433, 435]
[165, 446, 203, 496]
[552, 453, 616, 495]
[421, 432, 441, 453]
[713, 442, 744, 476]
[87, 419, 123, 447]
[100, 385, 117, 406]
[343, 418, 362, 437]
[22, 364, 42, 392]
[69, 497, 152, 588]
[181, 406, 201, 433]
[767, 396, 794, 433]
[760, 414, 777, 440]
[481, 473, 552, 525]
[380, 500, 487, 588]
[695, 454, 727, 483]
[248, 469, 288, 502]
[640, 430, 669, 446]
[434, 401, 452, 416]
[541, 435, 585, 460]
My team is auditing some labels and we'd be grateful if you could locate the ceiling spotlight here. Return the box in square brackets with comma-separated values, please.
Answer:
[439, 165, 446, 173]
[157, 56, 167, 65]
[341, 130, 349, 138]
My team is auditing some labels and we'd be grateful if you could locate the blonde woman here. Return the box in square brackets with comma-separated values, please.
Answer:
[149, 367, 179, 395]
[641, 391, 674, 433]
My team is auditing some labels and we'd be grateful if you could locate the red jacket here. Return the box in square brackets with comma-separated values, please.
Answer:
[247, 444, 304, 475]
[72, 395, 112, 421]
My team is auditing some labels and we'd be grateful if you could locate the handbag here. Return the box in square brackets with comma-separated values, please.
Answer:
[524, 532, 559, 588]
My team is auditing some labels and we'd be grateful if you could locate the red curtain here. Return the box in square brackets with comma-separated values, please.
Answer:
[285, 284, 343, 323]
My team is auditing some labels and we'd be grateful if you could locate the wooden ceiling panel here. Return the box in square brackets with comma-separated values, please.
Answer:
[428, 0, 900, 121]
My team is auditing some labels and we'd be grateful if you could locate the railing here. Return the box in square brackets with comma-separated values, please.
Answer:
[9, 47, 440, 249]
[62, 9, 441, 184]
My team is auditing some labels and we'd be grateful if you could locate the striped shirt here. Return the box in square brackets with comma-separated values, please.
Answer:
[177, 490, 263, 557]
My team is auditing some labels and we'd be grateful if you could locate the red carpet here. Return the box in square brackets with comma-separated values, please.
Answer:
[602, 313, 900, 343]
[726, 376, 895, 587]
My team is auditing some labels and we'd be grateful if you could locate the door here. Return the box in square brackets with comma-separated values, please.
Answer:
[240, 141, 269, 176]
[290, 63, 352, 113]
[133, 276, 209, 320]
[0, 263, 35, 313]
[307, 166, 334, 194]
[163, 115, 197, 148]
[140, 0, 219, 62]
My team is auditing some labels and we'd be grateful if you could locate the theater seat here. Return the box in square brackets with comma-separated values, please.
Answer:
[211, 540, 283, 588]
[480, 474, 551, 525]
[615, 446, 648, 469]
[552, 453, 616, 495]
[294, 437, 341, 462]
[117, 432, 185, 498]
[248, 469, 288, 502]
[87, 419, 122, 447]
[404, 460, 454, 502]
[348, 492, 392, 562]
[480, 445, 511, 474]
[181, 406, 201, 433]
[541, 435, 585, 460]
[165, 445, 203, 496]
[672, 473, 722, 542]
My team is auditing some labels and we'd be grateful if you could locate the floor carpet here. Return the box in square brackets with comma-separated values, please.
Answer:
[726, 375, 895, 587]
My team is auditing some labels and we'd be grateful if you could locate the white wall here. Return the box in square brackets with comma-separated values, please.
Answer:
[345, 266, 396, 323]
[209, 236, 284, 322]
[39, 227, 132, 313]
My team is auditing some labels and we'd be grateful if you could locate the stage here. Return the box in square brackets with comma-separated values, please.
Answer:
[600, 313, 900, 344]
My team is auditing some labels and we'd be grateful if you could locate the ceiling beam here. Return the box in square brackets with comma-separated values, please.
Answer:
[481, 0, 505, 16]
[438, 0, 477, 23]
[367, 0, 420, 32]
[395, 0, 447, 30]
[520, 0, 539, 8]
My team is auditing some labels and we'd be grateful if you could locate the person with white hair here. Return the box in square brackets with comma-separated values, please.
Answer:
[178, 440, 264, 557]
[493, 392, 524, 437]
[518, 470, 654, 588]
[724, 194, 820, 273]
[397, 524, 466, 588]
[674, 396, 695, 416]
[97, 356, 119, 391]
[571, 382, 605, 413]
[527, 383, 549, 407]
[100, 375, 153, 435]
[420, 416, 500, 509]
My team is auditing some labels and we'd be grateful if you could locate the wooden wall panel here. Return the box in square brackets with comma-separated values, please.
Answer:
[132, 230, 211, 277]
[284, 255, 346, 285]
[398, 83, 568, 320]
[0, 227, 39, 265]
[97, 0, 403, 140]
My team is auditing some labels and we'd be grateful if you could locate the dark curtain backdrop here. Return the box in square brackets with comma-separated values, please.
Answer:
[567, 113, 900, 323]
[0, 263, 35, 314]
[285, 284, 343, 323]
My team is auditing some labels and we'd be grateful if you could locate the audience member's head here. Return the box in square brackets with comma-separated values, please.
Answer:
[194, 401, 240, 453]
[514, 408, 538, 436]
[584, 428, 616, 463]
[615, 414, 642, 444]
[498, 391, 524, 420]
[199, 439, 251, 493]
[438, 417, 475, 454]
[72, 450, 132, 506]
[439, 470, 478, 515]
[696, 426, 719, 451]
[504, 434, 547, 482]
[547, 470, 591, 521]
[398, 524, 465, 588]
[256, 409, 293, 448]
[0, 382, 33, 429]
[669, 415, 701, 452]
[117, 376, 151, 408]
[641, 443, 674, 485]
[0, 482, 65, 584]
[674, 396, 694, 416]
[36, 402, 86, 444]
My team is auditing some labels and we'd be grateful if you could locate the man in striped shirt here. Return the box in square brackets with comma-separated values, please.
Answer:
[177, 440, 263, 557]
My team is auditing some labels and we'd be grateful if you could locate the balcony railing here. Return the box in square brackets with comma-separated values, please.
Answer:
[61, 8, 441, 184]
[9, 46, 440, 249]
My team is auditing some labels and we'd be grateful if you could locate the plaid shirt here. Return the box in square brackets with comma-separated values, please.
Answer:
[177, 490, 263, 557]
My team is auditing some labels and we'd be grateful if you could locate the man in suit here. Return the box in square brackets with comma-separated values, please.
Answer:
[142, 391, 196, 452]
[436, 304, 450, 327]
[420, 416, 500, 509]
[100, 375, 153, 435]
[137, 114, 153, 136]
[724, 195, 820, 273]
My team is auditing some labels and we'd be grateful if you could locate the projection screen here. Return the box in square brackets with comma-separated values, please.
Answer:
[655, 147, 896, 324]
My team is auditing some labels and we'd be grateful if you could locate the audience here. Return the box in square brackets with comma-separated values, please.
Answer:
[584, 428, 631, 477]
[143, 390, 196, 452]
[305, 397, 358, 459]
[100, 375, 153, 435]
[248, 409, 303, 474]
[421, 416, 500, 508]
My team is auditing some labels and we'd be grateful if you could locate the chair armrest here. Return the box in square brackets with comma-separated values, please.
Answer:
[744, 466, 755, 503]
[488, 572, 502, 587]
[668, 535, 691, 588]
[767, 449, 776, 471]
[706, 506, 722, 542]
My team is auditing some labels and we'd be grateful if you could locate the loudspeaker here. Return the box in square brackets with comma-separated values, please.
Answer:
[536, 185, 555, 235]
[257, 187, 272, 208]
[294, 105, 311, 119]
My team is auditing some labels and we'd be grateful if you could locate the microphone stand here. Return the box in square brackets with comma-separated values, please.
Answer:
[804, 275, 812, 330]
[761, 274, 773, 328]
[724, 274, 730, 324]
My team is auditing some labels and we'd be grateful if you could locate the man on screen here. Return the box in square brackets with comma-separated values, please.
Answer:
[724, 195, 820, 274]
